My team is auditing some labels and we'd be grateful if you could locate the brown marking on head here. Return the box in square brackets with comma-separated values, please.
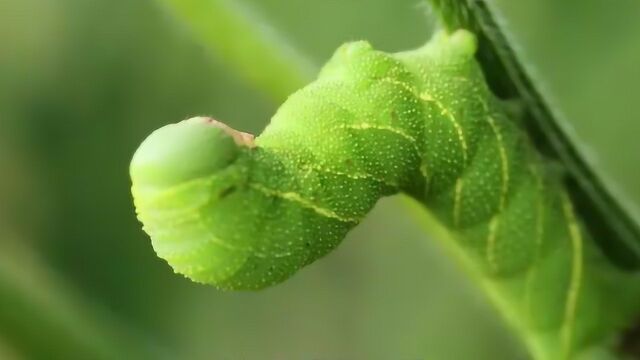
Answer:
[199, 117, 256, 148]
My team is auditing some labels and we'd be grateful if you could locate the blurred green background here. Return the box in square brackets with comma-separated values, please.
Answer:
[1, 0, 639, 359]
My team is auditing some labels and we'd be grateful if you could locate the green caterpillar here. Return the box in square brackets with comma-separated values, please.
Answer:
[130, 30, 640, 359]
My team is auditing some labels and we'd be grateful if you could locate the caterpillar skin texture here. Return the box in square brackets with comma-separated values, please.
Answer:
[131, 30, 640, 359]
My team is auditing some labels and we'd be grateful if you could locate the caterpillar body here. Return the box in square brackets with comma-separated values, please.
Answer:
[130, 30, 640, 359]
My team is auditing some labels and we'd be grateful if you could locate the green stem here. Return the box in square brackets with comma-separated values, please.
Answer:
[157, 0, 316, 102]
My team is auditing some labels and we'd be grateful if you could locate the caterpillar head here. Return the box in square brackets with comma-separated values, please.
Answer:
[131, 117, 265, 289]
[130, 116, 253, 192]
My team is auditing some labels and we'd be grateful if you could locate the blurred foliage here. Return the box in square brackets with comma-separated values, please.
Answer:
[0, 0, 638, 359]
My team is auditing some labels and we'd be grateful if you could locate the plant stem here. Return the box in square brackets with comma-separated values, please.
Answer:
[157, 0, 316, 102]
